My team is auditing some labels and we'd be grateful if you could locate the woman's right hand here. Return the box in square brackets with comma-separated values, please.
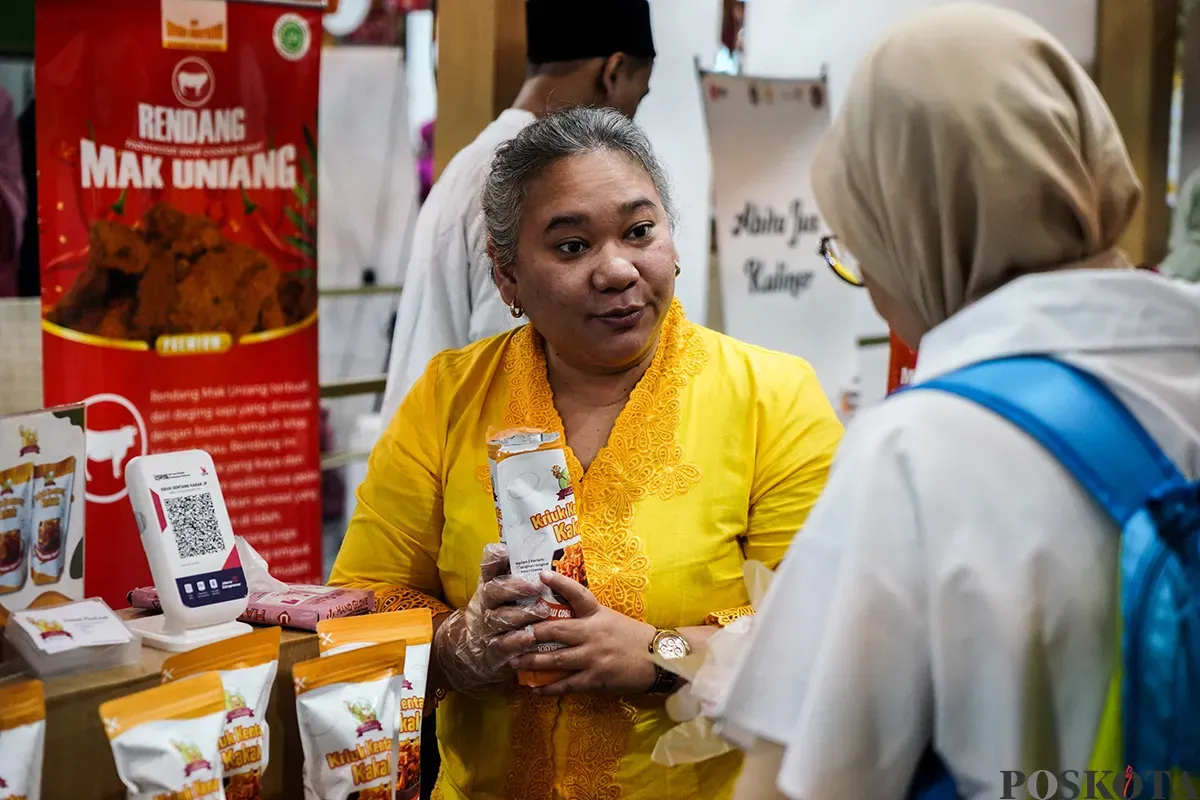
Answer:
[433, 543, 549, 695]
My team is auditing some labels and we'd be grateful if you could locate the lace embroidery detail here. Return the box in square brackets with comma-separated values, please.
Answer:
[374, 586, 450, 616]
[705, 605, 756, 627]
[500, 301, 709, 799]
[506, 693, 559, 800]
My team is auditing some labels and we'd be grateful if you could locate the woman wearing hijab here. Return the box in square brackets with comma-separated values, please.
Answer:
[716, 5, 1200, 800]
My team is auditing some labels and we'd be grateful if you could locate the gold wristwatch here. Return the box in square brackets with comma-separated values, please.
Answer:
[647, 628, 690, 695]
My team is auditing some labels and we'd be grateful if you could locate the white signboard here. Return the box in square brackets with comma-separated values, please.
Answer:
[701, 72, 858, 401]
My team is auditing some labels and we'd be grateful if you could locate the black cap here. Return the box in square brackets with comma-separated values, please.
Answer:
[525, 0, 657, 65]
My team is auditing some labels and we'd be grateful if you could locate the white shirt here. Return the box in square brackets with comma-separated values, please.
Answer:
[716, 270, 1200, 800]
[380, 109, 536, 424]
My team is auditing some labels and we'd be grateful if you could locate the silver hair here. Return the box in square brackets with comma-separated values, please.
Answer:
[481, 107, 677, 273]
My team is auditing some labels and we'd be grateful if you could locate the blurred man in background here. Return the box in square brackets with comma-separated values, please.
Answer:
[379, 0, 656, 424]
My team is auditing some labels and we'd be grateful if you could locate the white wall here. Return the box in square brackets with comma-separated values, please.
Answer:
[406, 10, 437, 147]
[637, 0, 723, 324]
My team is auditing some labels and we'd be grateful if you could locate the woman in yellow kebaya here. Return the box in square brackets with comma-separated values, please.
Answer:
[329, 107, 843, 800]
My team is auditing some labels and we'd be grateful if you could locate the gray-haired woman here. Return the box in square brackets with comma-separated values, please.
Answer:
[330, 107, 843, 799]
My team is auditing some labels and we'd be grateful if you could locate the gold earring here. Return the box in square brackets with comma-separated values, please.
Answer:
[510, 304, 523, 318]
[674, 261, 681, 277]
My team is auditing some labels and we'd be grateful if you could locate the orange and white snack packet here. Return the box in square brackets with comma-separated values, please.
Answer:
[0, 679, 46, 800]
[317, 609, 432, 800]
[162, 628, 281, 800]
[100, 672, 227, 800]
[294, 641, 407, 800]
[486, 428, 586, 688]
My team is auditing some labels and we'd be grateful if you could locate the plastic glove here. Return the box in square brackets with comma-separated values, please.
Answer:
[433, 543, 551, 695]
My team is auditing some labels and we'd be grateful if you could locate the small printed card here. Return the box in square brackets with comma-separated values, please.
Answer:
[11, 598, 132, 655]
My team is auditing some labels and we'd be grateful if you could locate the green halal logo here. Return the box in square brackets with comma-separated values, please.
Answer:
[274, 14, 310, 61]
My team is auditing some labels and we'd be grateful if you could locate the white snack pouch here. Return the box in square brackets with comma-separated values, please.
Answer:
[294, 640, 406, 800]
[0, 462, 34, 595]
[316, 609, 434, 799]
[486, 428, 585, 688]
[162, 628, 281, 800]
[100, 671, 227, 800]
[0, 679, 46, 800]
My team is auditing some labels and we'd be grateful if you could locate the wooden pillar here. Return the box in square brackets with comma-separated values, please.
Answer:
[1094, 0, 1178, 266]
[433, 0, 527, 178]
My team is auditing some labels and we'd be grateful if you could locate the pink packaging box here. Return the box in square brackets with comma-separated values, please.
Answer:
[126, 585, 375, 631]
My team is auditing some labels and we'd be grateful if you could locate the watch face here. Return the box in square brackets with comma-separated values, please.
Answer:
[655, 634, 688, 660]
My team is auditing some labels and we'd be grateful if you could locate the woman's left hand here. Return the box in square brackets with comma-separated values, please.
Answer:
[508, 571, 658, 697]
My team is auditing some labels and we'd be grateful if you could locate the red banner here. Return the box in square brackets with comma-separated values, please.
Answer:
[887, 331, 918, 395]
[36, 0, 324, 607]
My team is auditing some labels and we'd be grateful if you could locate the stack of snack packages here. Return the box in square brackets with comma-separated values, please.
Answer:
[487, 428, 586, 688]
[98, 628, 280, 800]
[0, 679, 46, 800]
[307, 609, 434, 800]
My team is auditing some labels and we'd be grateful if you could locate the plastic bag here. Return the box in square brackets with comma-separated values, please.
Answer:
[650, 560, 774, 766]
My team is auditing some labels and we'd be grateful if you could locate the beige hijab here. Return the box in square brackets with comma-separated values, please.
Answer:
[812, 3, 1142, 337]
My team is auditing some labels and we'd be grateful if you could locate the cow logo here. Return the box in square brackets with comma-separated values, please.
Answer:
[225, 690, 255, 724]
[273, 13, 311, 61]
[172, 57, 215, 108]
[30, 618, 72, 640]
[83, 393, 148, 505]
[344, 700, 383, 737]
[172, 740, 212, 777]
[18, 426, 39, 456]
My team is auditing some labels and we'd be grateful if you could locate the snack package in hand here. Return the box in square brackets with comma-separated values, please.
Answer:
[317, 609, 433, 800]
[100, 672, 227, 800]
[162, 628, 281, 800]
[294, 641, 407, 800]
[487, 428, 585, 688]
[0, 679, 46, 800]
[30, 457, 76, 585]
[0, 462, 34, 595]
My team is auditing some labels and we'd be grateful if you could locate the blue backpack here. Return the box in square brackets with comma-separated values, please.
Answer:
[897, 355, 1200, 798]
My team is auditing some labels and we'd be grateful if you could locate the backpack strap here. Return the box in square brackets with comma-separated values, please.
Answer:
[904, 355, 1184, 524]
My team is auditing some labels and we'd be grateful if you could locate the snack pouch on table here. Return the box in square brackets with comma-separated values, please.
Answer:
[100, 671, 227, 800]
[317, 609, 433, 800]
[293, 641, 407, 800]
[0, 462, 34, 595]
[161, 628, 281, 800]
[486, 428, 586, 688]
[30, 457, 76, 586]
[0, 679, 46, 800]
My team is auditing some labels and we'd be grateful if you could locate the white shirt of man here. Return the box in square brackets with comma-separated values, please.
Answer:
[380, 109, 536, 424]
[715, 270, 1200, 800]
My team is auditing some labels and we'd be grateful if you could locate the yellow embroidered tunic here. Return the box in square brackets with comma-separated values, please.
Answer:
[330, 303, 843, 800]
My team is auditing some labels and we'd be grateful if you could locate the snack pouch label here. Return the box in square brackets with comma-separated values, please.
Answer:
[0, 463, 34, 595]
[162, 628, 280, 800]
[0, 680, 46, 800]
[294, 641, 406, 800]
[35, 0, 325, 609]
[100, 671, 228, 800]
[30, 457, 76, 585]
[317, 610, 433, 800]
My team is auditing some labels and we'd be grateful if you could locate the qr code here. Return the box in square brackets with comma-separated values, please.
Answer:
[164, 492, 225, 559]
